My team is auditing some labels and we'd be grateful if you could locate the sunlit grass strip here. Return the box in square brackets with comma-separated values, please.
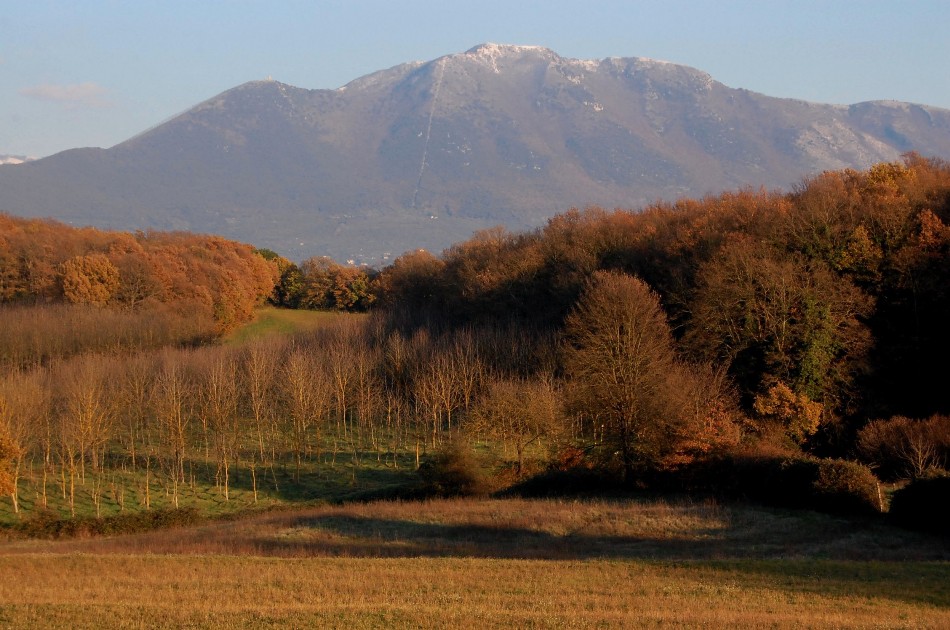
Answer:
[5, 497, 947, 562]
[0, 555, 947, 628]
[224, 307, 357, 344]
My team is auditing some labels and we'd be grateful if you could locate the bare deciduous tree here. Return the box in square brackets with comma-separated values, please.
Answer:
[58, 354, 117, 478]
[196, 347, 240, 500]
[243, 338, 283, 462]
[0, 370, 48, 514]
[563, 271, 684, 479]
[469, 376, 563, 475]
[281, 346, 330, 479]
[151, 350, 193, 508]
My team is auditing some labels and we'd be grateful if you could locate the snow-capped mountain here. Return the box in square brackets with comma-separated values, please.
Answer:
[2, 44, 949, 261]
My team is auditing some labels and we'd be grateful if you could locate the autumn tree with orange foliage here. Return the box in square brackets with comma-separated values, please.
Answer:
[753, 381, 824, 446]
[0, 215, 279, 337]
[60, 254, 121, 306]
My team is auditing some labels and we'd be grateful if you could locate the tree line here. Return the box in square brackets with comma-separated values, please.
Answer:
[375, 154, 950, 468]
[0, 216, 279, 371]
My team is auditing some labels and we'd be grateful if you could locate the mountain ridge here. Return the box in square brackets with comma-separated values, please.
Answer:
[2, 44, 950, 262]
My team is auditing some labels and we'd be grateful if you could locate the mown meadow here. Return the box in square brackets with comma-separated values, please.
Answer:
[1, 498, 949, 628]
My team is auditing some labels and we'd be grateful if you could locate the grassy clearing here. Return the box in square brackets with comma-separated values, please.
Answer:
[1, 498, 948, 628]
[0, 452, 418, 529]
[224, 306, 356, 344]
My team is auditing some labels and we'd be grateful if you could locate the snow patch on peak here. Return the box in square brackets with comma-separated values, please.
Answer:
[567, 59, 601, 73]
[634, 56, 676, 67]
[619, 57, 715, 90]
[460, 43, 557, 72]
[465, 43, 552, 56]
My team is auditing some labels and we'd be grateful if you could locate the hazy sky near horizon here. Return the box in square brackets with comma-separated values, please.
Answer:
[2, 0, 949, 158]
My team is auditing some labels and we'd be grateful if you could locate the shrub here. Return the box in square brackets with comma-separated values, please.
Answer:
[0, 431, 15, 496]
[15, 507, 202, 539]
[812, 458, 883, 515]
[417, 442, 494, 497]
[889, 472, 950, 536]
[503, 467, 624, 498]
[667, 452, 882, 516]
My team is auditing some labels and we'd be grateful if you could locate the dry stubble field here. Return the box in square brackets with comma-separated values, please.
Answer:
[1, 497, 948, 628]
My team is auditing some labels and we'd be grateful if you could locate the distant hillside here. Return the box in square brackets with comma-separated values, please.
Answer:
[2, 43, 950, 261]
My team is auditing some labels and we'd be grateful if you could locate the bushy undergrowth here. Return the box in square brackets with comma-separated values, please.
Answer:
[656, 452, 883, 516]
[13, 507, 202, 539]
[502, 467, 625, 498]
[416, 442, 495, 497]
[889, 472, 950, 536]
[503, 447, 883, 517]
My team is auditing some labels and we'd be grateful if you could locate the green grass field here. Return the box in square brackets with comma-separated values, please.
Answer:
[0, 451, 418, 527]
[224, 306, 357, 344]
[1, 498, 948, 628]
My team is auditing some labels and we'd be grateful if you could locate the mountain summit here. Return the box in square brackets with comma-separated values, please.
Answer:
[2, 45, 950, 261]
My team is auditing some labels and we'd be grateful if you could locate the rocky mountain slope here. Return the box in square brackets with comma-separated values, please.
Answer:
[2, 43, 949, 261]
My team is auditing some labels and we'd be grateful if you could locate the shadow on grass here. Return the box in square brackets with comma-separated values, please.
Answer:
[247, 511, 910, 560]
[182, 451, 420, 504]
[240, 512, 950, 609]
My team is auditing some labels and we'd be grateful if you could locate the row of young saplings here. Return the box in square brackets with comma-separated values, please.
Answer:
[0, 318, 573, 518]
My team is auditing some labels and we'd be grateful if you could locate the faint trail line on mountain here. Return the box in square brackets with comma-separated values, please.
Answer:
[412, 58, 446, 210]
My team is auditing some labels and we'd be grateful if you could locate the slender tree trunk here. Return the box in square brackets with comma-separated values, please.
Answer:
[257, 428, 266, 463]
[92, 473, 102, 518]
[251, 462, 258, 504]
[10, 460, 20, 515]
[68, 456, 76, 517]
[128, 418, 137, 469]
[144, 465, 151, 510]
[223, 454, 230, 501]
[41, 466, 48, 508]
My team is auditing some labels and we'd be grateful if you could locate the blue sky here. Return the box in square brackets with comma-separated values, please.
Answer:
[2, 0, 949, 158]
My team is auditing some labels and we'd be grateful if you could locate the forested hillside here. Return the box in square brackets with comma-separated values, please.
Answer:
[373, 154, 950, 502]
[2, 156, 949, 533]
[380, 153, 950, 423]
